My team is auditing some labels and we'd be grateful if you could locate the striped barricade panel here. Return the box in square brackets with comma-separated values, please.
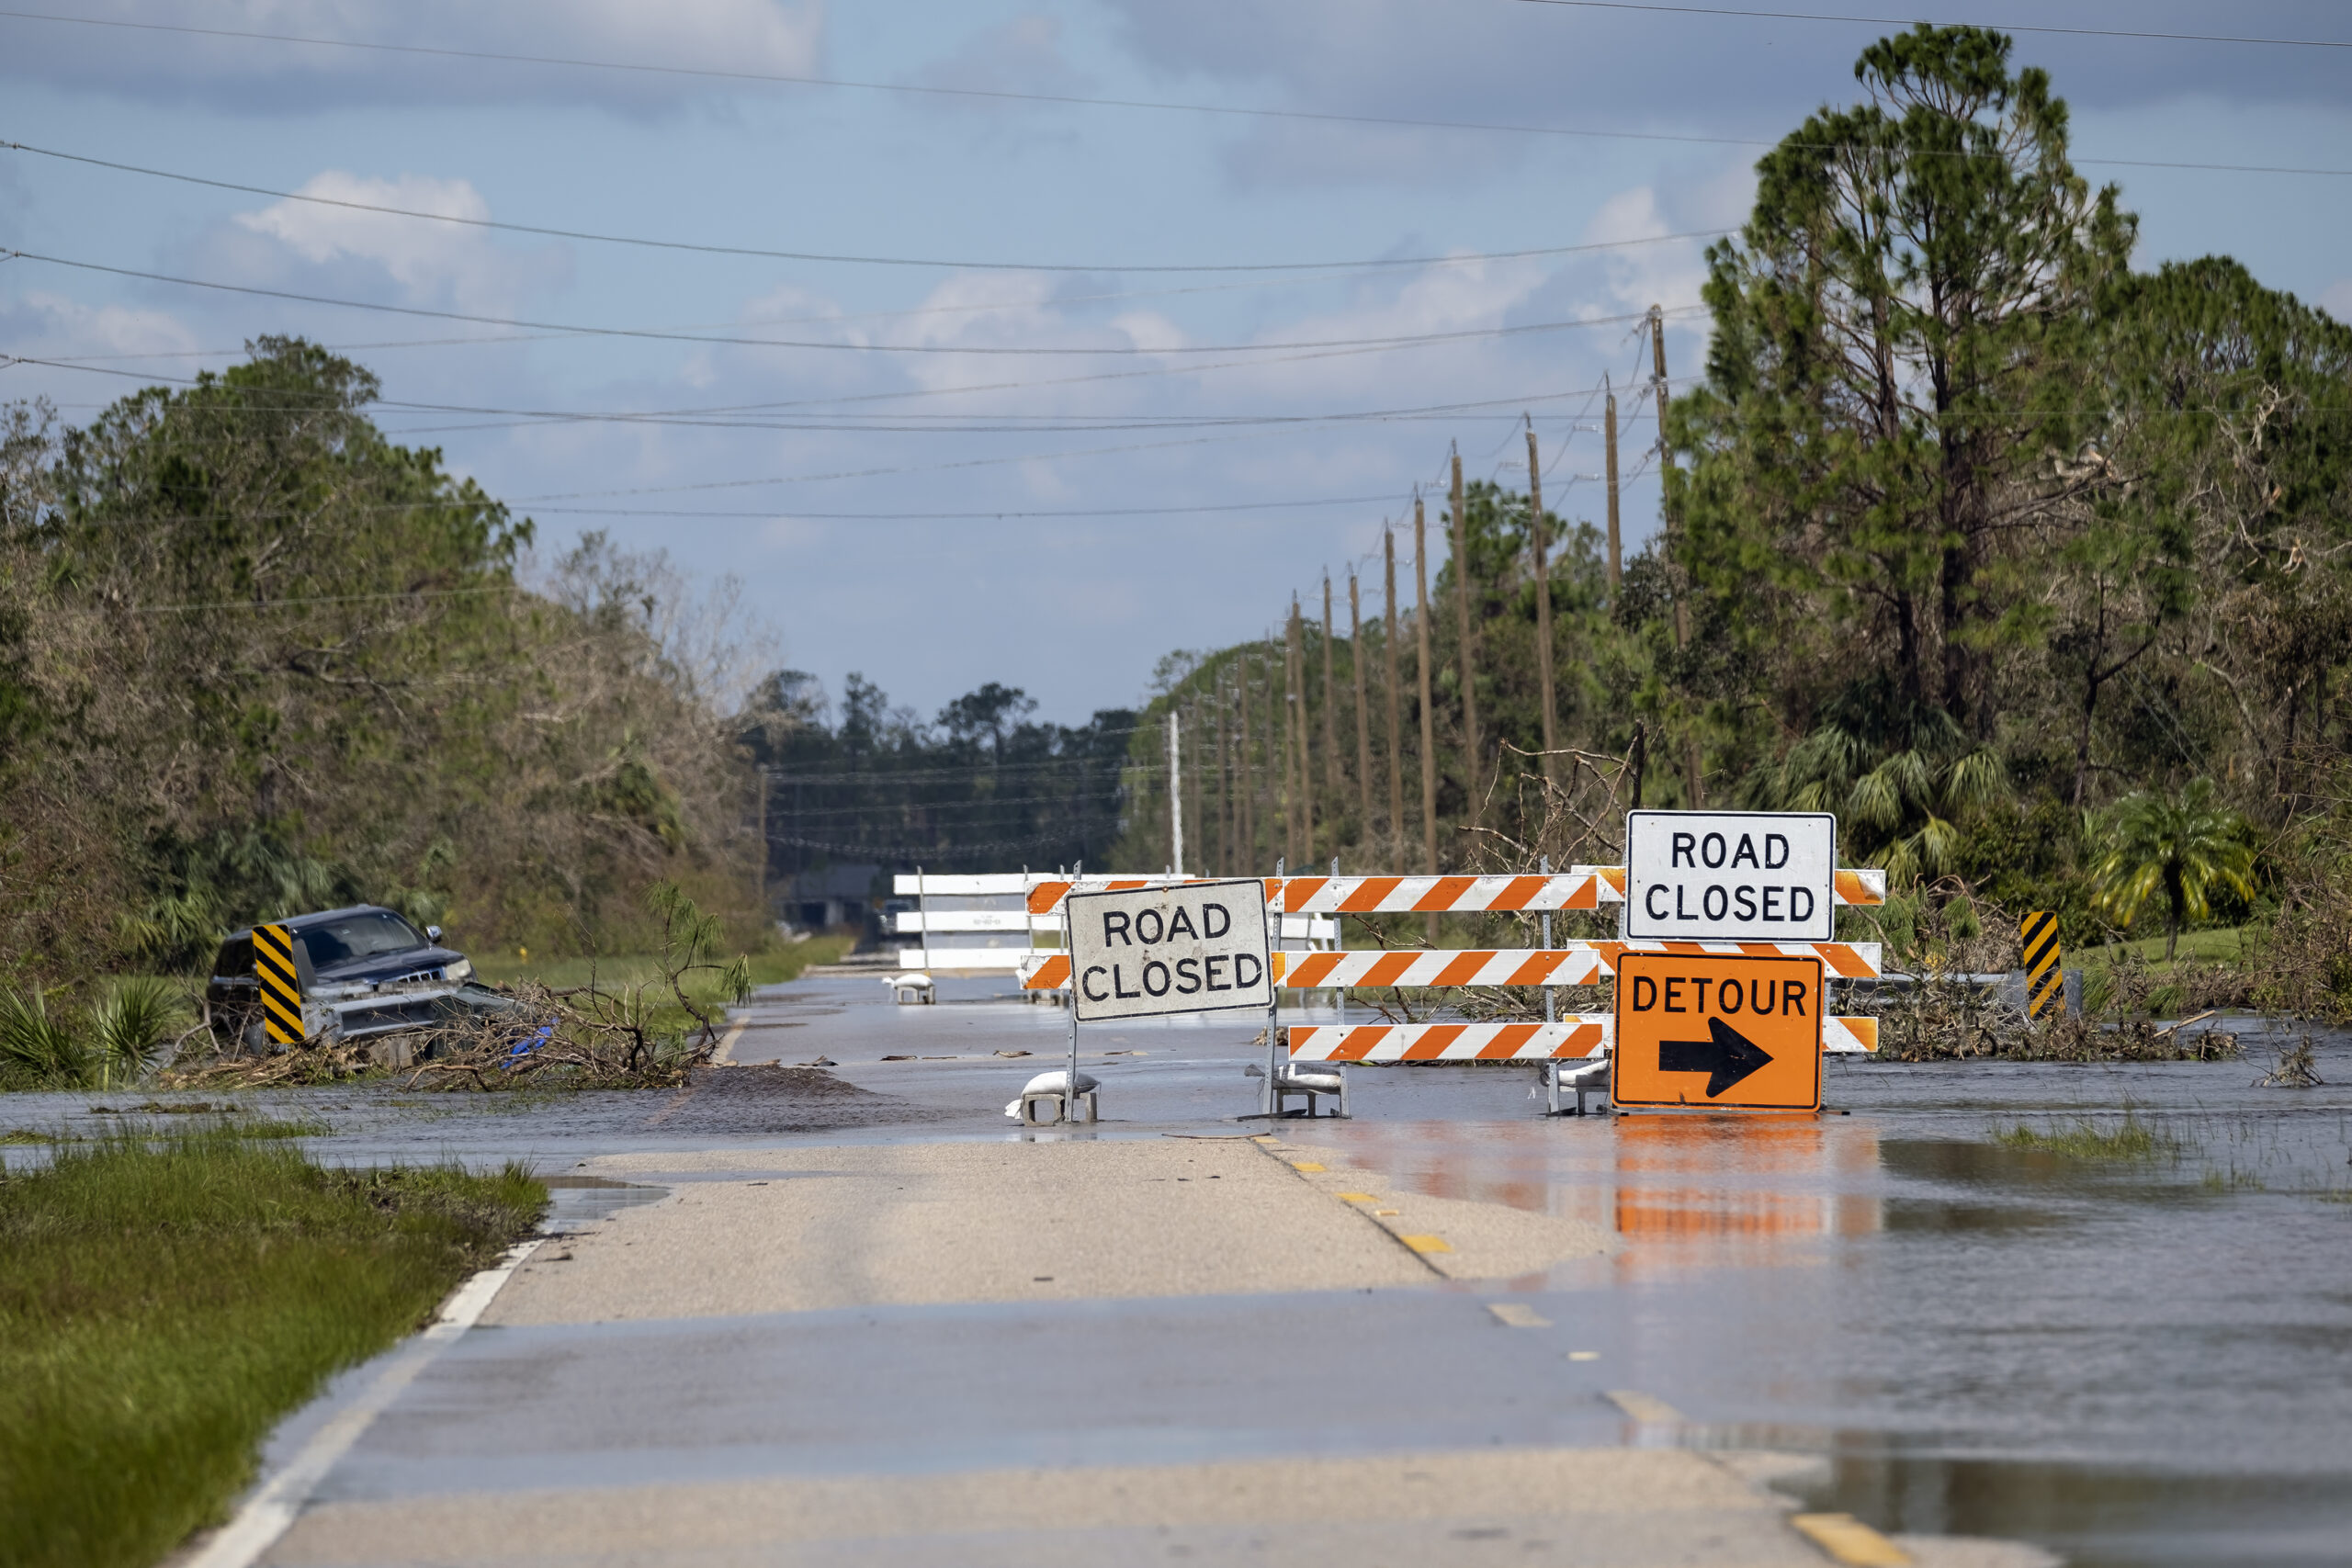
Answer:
[1611, 940, 1881, 978]
[1288, 1015, 1881, 1062]
[1024, 875, 1222, 916]
[1277, 948, 1610, 988]
[1276, 941, 1880, 985]
[1029, 940, 1881, 990]
[1288, 1020, 1612, 1063]
[1834, 869, 1889, 907]
[1015, 866, 1887, 915]
[1823, 1015, 1879, 1054]
[1270, 871, 1623, 914]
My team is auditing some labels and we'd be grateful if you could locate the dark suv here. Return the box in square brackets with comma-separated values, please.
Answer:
[208, 906, 511, 1047]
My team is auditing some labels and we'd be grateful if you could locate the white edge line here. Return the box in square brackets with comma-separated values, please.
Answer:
[711, 1016, 747, 1066]
[183, 1237, 545, 1568]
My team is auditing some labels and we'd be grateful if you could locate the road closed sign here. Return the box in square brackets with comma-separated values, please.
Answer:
[1066, 878, 1272, 1022]
[1611, 952, 1824, 1111]
[1626, 810, 1837, 942]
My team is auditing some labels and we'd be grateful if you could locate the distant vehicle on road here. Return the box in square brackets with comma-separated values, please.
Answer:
[206, 905, 517, 1049]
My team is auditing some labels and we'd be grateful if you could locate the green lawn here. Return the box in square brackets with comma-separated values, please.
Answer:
[2083, 923, 2256, 972]
[0, 1130, 544, 1568]
[469, 931, 855, 998]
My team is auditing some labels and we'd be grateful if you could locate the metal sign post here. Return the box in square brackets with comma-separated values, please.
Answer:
[1265, 857, 1283, 1115]
[1063, 897, 1080, 1120]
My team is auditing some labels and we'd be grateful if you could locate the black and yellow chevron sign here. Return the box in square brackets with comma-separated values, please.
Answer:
[2020, 910, 2063, 1018]
[254, 922, 305, 1046]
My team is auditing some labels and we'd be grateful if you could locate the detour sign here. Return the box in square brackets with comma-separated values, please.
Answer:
[1611, 953, 1824, 1111]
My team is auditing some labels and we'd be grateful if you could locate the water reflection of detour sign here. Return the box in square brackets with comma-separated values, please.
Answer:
[1612, 953, 1823, 1111]
[1067, 878, 1272, 1022]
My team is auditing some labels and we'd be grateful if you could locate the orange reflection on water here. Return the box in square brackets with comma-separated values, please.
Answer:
[1323, 1111, 1883, 1283]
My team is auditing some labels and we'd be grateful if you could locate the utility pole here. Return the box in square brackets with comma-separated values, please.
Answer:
[1349, 569, 1374, 841]
[1319, 574, 1340, 825]
[1414, 496, 1441, 943]
[1284, 607, 1306, 866]
[1650, 302, 1704, 807]
[1527, 421, 1559, 787]
[1215, 673, 1230, 874]
[1167, 708, 1183, 874]
[1238, 658, 1254, 871]
[1383, 527, 1406, 855]
[1450, 447, 1483, 829]
[1604, 375, 1623, 593]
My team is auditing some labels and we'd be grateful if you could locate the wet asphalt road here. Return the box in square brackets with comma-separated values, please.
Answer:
[12, 972, 2352, 1565]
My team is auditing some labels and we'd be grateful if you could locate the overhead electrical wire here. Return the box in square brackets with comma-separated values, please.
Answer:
[1, 13, 2346, 177]
[3, 253, 1691, 358]
[0, 141, 1733, 276]
[1498, 0, 2352, 49]
[4, 354, 1703, 438]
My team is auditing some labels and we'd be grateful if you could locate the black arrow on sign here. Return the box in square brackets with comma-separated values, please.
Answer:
[1657, 1016, 1774, 1098]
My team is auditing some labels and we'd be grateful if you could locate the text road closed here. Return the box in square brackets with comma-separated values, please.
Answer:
[1626, 810, 1837, 942]
[1067, 879, 1272, 1022]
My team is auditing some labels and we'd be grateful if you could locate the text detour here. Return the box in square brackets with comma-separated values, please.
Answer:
[1066, 879, 1272, 1022]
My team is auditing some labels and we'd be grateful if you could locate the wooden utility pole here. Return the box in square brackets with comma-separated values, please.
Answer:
[1319, 575, 1340, 816]
[1238, 659, 1254, 870]
[1449, 448, 1483, 828]
[1349, 569, 1374, 840]
[1527, 422, 1559, 786]
[1215, 673, 1231, 874]
[1604, 377, 1623, 593]
[1285, 605, 1307, 865]
[1382, 527, 1406, 852]
[1650, 302, 1705, 807]
[1414, 498, 1441, 942]
[1650, 306, 1686, 650]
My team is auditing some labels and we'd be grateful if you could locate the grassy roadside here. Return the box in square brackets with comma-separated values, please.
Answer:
[0, 1130, 545, 1568]
[469, 931, 857, 1001]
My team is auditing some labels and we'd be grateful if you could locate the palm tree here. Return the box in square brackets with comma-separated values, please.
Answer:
[1741, 680, 2006, 886]
[2087, 779, 2256, 960]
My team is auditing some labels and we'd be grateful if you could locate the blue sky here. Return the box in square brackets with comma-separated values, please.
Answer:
[6, 1, 2348, 725]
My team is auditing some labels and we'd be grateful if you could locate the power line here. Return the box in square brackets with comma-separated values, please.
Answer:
[1500, 0, 2352, 50]
[3, 354, 1696, 436]
[3, 13, 2347, 178]
[3, 252, 1689, 357]
[0, 140, 1730, 276]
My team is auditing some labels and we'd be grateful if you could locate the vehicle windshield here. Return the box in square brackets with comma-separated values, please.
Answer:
[299, 911, 428, 967]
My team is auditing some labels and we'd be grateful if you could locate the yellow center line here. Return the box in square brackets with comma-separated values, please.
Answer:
[1791, 1513, 1912, 1566]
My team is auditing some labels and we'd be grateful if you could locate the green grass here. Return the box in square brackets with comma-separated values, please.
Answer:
[0, 1129, 544, 1568]
[470, 932, 855, 999]
[2085, 923, 2255, 973]
[1993, 1109, 2177, 1160]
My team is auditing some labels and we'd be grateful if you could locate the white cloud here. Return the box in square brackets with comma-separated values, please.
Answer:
[212, 171, 570, 316]
[1, 290, 200, 363]
[2, 0, 825, 113]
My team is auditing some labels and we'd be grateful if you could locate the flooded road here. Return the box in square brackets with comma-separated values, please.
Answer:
[9, 974, 2348, 1565]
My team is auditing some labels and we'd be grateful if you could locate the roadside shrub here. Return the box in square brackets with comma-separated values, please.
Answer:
[0, 986, 90, 1089]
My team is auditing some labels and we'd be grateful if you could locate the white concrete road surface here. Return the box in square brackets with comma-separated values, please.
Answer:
[223, 975, 2075, 1567]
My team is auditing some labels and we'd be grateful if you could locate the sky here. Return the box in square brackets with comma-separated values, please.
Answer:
[5, 0, 2349, 728]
